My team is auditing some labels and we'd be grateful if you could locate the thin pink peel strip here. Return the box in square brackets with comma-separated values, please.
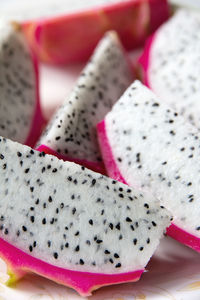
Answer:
[98, 120, 200, 252]
[97, 120, 127, 184]
[0, 237, 143, 296]
[25, 55, 44, 148]
[138, 34, 156, 87]
[37, 144, 106, 175]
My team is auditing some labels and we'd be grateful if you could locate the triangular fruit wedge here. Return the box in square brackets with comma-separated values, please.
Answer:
[0, 135, 171, 296]
[98, 80, 200, 252]
[0, 19, 44, 147]
[37, 31, 134, 174]
[139, 9, 200, 129]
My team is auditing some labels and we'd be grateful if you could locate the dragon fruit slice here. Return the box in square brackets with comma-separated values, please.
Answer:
[139, 9, 200, 129]
[0, 136, 171, 296]
[0, 19, 43, 147]
[97, 80, 200, 252]
[21, 0, 169, 64]
[37, 31, 133, 173]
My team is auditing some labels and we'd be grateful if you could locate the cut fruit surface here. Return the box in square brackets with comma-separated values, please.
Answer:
[0, 135, 171, 296]
[139, 9, 200, 129]
[97, 80, 200, 252]
[0, 19, 44, 147]
[37, 31, 134, 173]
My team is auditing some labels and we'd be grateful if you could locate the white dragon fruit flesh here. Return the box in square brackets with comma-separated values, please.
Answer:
[0, 19, 43, 147]
[139, 8, 200, 129]
[0, 135, 171, 296]
[37, 31, 134, 173]
[97, 80, 200, 252]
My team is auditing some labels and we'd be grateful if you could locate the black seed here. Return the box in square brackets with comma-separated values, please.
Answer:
[75, 245, 80, 252]
[30, 187, 34, 192]
[54, 252, 58, 259]
[91, 179, 96, 186]
[42, 218, 46, 225]
[117, 157, 122, 162]
[52, 168, 57, 173]
[41, 167, 45, 173]
[118, 193, 124, 198]
[115, 263, 121, 268]
[109, 223, 114, 230]
[96, 239, 103, 244]
[104, 250, 110, 254]
[24, 168, 30, 173]
[22, 226, 27, 232]
[30, 216, 35, 223]
[60, 203, 64, 209]
[43, 203, 47, 208]
[126, 217, 132, 222]
[48, 196, 52, 203]
[47, 241, 51, 247]
[16, 230, 20, 236]
[75, 231, 79, 236]
[65, 242, 69, 248]
[152, 221, 157, 227]
[130, 225, 135, 231]
[144, 203, 149, 208]
[196, 227, 200, 231]
[17, 152, 22, 157]
[139, 247, 144, 251]
[67, 176, 72, 181]
[80, 259, 84, 265]
[0, 215, 4, 221]
[72, 208, 76, 215]
[114, 253, 119, 258]
[55, 136, 61, 141]
[116, 223, 121, 230]
[133, 238, 137, 245]
[29, 245, 33, 252]
[35, 199, 39, 205]
[147, 238, 150, 244]
[2, 163, 6, 169]
[4, 228, 8, 235]
[33, 241, 37, 247]
[0, 154, 4, 159]
[109, 258, 114, 264]
[89, 219, 93, 225]
[56, 208, 59, 214]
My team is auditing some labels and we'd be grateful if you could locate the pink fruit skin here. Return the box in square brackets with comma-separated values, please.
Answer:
[0, 237, 144, 296]
[138, 34, 155, 87]
[97, 120, 200, 252]
[37, 144, 106, 175]
[22, 0, 169, 65]
[24, 55, 45, 148]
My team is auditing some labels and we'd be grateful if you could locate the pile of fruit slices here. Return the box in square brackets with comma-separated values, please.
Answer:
[0, 0, 200, 297]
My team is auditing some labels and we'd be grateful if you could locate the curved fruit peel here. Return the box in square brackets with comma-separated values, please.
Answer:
[138, 34, 155, 88]
[97, 119, 200, 252]
[0, 237, 143, 296]
[22, 0, 169, 64]
[166, 224, 200, 253]
[37, 144, 106, 175]
[24, 54, 45, 148]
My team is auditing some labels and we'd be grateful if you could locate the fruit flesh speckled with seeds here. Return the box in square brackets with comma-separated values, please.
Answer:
[139, 9, 200, 129]
[37, 31, 133, 173]
[0, 19, 44, 147]
[97, 80, 200, 252]
[0, 136, 171, 296]
[21, 0, 169, 64]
